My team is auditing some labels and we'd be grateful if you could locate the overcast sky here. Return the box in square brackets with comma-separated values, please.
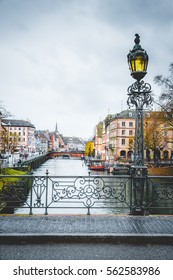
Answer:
[0, 0, 173, 139]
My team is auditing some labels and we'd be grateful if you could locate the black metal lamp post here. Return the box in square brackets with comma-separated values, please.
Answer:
[127, 34, 153, 215]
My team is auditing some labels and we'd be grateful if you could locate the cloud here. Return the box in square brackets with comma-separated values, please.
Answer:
[0, 0, 173, 138]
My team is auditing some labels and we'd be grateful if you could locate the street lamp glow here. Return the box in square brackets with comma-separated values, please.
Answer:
[127, 34, 149, 81]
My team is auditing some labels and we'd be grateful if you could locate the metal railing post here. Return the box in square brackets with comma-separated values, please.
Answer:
[145, 175, 149, 215]
[29, 172, 33, 215]
[87, 171, 91, 215]
[44, 169, 49, 215]
[129, 175, 133, 214]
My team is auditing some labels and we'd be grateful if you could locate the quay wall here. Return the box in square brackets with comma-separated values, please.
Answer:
[21, 154, 47, 171]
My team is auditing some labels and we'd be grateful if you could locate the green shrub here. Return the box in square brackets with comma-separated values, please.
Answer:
[0, 168, 28, 191]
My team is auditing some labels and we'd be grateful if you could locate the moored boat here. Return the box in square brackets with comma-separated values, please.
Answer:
[111, 163, 130, 175]
[88, 159, 107, 171]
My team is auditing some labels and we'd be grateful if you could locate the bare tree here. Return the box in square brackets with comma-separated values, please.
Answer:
[0, 102, 11, 153]
[144, 112, 164, 151]
[154, 63, 173, 126]
[0, 101, 11, 118]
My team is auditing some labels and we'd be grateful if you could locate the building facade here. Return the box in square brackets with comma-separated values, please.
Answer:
[1, 119, 36, 154]
[94, 110, 173, 163]
[95, 111, 135, 162]
[35, 130, 50, 152]
[61, 136, 85, 152]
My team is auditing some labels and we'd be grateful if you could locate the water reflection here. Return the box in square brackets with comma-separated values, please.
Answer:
[32, 158, 89, 176]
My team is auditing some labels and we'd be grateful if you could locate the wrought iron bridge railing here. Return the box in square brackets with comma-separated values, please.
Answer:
[0, 171, 173, 215]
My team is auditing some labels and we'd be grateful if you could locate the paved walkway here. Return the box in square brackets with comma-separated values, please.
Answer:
[0, 214, 173, 244]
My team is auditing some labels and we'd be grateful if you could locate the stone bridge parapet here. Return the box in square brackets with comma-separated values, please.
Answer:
[46, 151, 85, 159]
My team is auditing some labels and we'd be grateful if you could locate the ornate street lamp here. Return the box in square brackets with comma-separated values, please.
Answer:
[127, 34, 153, 215]
[127, 34, 149, 81]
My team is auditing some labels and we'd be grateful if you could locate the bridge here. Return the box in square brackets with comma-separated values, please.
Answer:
[46, 150, 85, 159]
[15, 151, 85, 170]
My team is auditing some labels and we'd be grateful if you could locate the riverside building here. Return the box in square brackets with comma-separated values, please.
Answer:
[1, 119, 36, 154]
[94, 110, 173, 163]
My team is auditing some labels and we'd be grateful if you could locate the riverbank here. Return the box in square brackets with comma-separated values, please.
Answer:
[0, 168, 31, 213]
[148, 166, 173, 176]
[0, 168, 29, 191]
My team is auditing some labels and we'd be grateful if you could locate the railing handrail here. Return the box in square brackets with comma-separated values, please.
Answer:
[0, 174, 131, 178]
[1, 174, 173, 179]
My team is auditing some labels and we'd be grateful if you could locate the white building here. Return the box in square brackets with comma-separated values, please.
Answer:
[2, 119, 36, 153]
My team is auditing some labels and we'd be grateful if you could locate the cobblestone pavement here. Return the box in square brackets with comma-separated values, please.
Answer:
[0, 215, 173, 234]
[0, 215, 173, 244]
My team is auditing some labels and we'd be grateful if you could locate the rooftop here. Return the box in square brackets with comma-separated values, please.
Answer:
[2, 119, 35, 128]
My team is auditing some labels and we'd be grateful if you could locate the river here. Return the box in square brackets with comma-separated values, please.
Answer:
[14, 158, 129, 215]
[31, 157, 90, 176]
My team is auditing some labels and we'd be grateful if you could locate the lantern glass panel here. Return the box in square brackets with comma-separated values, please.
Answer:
[135, 56, 145, 72]
[130, 59, 136, 72]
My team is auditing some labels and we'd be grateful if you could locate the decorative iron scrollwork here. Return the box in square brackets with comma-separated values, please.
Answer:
[1, 174, 173, 215]
[33, 177, 46, 207]
[49, 176, 129, 214]
[127, 80, 152, 109]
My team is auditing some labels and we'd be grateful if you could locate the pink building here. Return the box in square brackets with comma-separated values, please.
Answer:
[94, 110, 136, 162]
[94, 109, 173, 163]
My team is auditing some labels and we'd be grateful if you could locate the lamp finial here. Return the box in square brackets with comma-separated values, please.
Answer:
[134, 34, 140, 45]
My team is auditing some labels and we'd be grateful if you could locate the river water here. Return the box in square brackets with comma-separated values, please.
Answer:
[14, 158, 129, 215]
[32, 157, 90, 176]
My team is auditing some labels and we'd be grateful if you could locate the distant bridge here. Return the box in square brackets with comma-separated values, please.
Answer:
[18, 151, 85, 171]
[46, 151, 85, 159]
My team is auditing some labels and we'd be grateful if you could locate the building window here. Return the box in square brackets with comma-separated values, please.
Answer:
[122, 130, 125, 135]
[129, 122, 133, 127]
[122, 122, 126, 127]
[122, 139, 125, 145]
[120, 150, 126, 157]
[129, 130, 133, 136]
